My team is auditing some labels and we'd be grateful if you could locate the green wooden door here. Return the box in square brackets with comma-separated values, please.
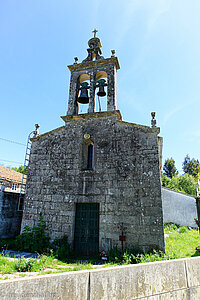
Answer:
[74, 203, 99, 256]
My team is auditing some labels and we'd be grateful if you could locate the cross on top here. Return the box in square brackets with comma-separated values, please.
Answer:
[92, 29, 98, 38]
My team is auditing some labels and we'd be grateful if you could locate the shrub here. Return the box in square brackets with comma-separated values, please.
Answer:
[51, 235, 70, 261]
[15, 215, 50, 254]
[161, 173, 198, 196]
[108, 247, 177, 265]
[15, 257, 34, 272]
[164, 223, 179, 231]
[132, 250, 177, 263]
[108, 248, 136, 264]
[178, 226, 188, 234]
[0, 239, 17, 251]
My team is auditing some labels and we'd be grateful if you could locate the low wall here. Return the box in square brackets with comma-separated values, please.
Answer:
[1, 256, 200, 299]
[162, 187, 197, 227]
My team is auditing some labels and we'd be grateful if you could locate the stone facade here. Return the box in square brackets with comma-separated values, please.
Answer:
[21, 32, 165, 254]
[21, 111, 164, 252]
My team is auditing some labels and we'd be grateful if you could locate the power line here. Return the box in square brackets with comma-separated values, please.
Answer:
[0, 159, 24, 164]
[0, 137, 26, 146]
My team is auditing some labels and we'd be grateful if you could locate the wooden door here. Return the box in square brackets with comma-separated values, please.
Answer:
[74, 203, 99, 256]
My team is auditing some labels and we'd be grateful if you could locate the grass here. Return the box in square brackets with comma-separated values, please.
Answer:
[0, 254, 94, 277]
[0, 224, 200, 278]
[164, 223, 200, 258]
[0, 255, 16, 274]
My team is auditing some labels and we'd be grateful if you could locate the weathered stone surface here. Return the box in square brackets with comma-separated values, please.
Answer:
[90, 259, 187, 300]
[186, 256, 200, 288]
[0, 190, 22, 238]
[21, 110, 164, 252]
[143, 290, 188, 300]
[0, 270, 89, 300]
[2, 257, 200, 300]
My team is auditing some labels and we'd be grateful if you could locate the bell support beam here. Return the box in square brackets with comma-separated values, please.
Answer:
[88, 71, 96, 113]
[67, 73, 79, 116]
[107, 65, 117, 111]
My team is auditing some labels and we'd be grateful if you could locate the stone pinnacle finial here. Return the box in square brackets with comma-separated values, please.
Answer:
[82, 29, 104, 63]
[92, 28, 98, 38]
[74, 57, 78, 64]
[34, 124, 40, 137]
[111, 50, 115, 57]
[151, 112, 156, 128]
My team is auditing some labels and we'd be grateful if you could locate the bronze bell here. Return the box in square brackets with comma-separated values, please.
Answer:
[97, 79, 107, 97]
[77, 82, 89, 104]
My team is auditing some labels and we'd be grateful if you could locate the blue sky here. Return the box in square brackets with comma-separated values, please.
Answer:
[0, 0, 200, 173]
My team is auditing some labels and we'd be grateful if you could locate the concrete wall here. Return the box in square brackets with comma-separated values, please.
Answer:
[162, 187, 197, 227]
[1, 256, 200, 299]
[0, 186, 22, 238]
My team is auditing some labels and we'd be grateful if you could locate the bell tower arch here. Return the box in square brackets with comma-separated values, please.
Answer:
[66, 30, 120, 116]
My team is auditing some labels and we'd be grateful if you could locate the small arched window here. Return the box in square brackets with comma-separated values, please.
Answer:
[82, 137, 94, 170]
[87, 144, 93, 169]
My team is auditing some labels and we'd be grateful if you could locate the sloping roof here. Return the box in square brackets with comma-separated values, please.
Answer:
[0, 165, 24, 183]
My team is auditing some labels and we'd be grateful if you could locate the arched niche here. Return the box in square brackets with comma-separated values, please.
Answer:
[79, 73, 90, 83]
[95, 71, 108, 81]
[82, 137, 94, 170]
[77, 74, 90, 114]
[95, 71, 108, 112]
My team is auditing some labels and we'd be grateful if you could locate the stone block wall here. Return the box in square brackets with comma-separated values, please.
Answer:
[21, 111, 164, 252]
[0, 188, 22, 238]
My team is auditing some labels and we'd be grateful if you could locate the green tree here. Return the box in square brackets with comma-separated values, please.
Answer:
[182, 154, 200, 178]
[163, 158, 178, 178]
[161, 173, 171, 187]
[161, 173, 198, 196]
[12, 165, 28, 175]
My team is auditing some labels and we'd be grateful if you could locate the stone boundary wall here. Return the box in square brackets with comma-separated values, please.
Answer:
[1, 256, 200, 299]
[162, 187, 197, 227]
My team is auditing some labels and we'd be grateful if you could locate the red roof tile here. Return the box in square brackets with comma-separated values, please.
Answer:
[0, 165, 25, 183]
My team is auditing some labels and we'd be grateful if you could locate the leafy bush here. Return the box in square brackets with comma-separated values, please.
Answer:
[108, 248, 138, 264]
[15, 257, 34, 272]
[51, 235, 70, 261]
[132, 250, 177, 263]
[164, 223, 179, 231]
[108, 247, 177, 265]
[178, 226, 188, 234]
[0, 239, 17, 251]
[14, 255, 55, 272]
[161, 173, 171, 187]
[15, 215, 50, 254]
[161, 173, 198, 196]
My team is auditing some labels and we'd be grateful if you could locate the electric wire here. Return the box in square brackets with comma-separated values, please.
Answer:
[0, 159, 24, 164]
[0, 137, 26, 146]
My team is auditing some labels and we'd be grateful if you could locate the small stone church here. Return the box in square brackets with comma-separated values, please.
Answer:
[21, 31, 165, 255]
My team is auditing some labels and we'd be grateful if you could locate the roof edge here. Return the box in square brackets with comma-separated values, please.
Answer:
[61, 110, 122, 123]
[31, 126, 65, 142]
[68, 57, 120, 71]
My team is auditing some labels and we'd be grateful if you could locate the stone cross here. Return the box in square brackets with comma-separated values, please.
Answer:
[92, 29, 98, 38]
